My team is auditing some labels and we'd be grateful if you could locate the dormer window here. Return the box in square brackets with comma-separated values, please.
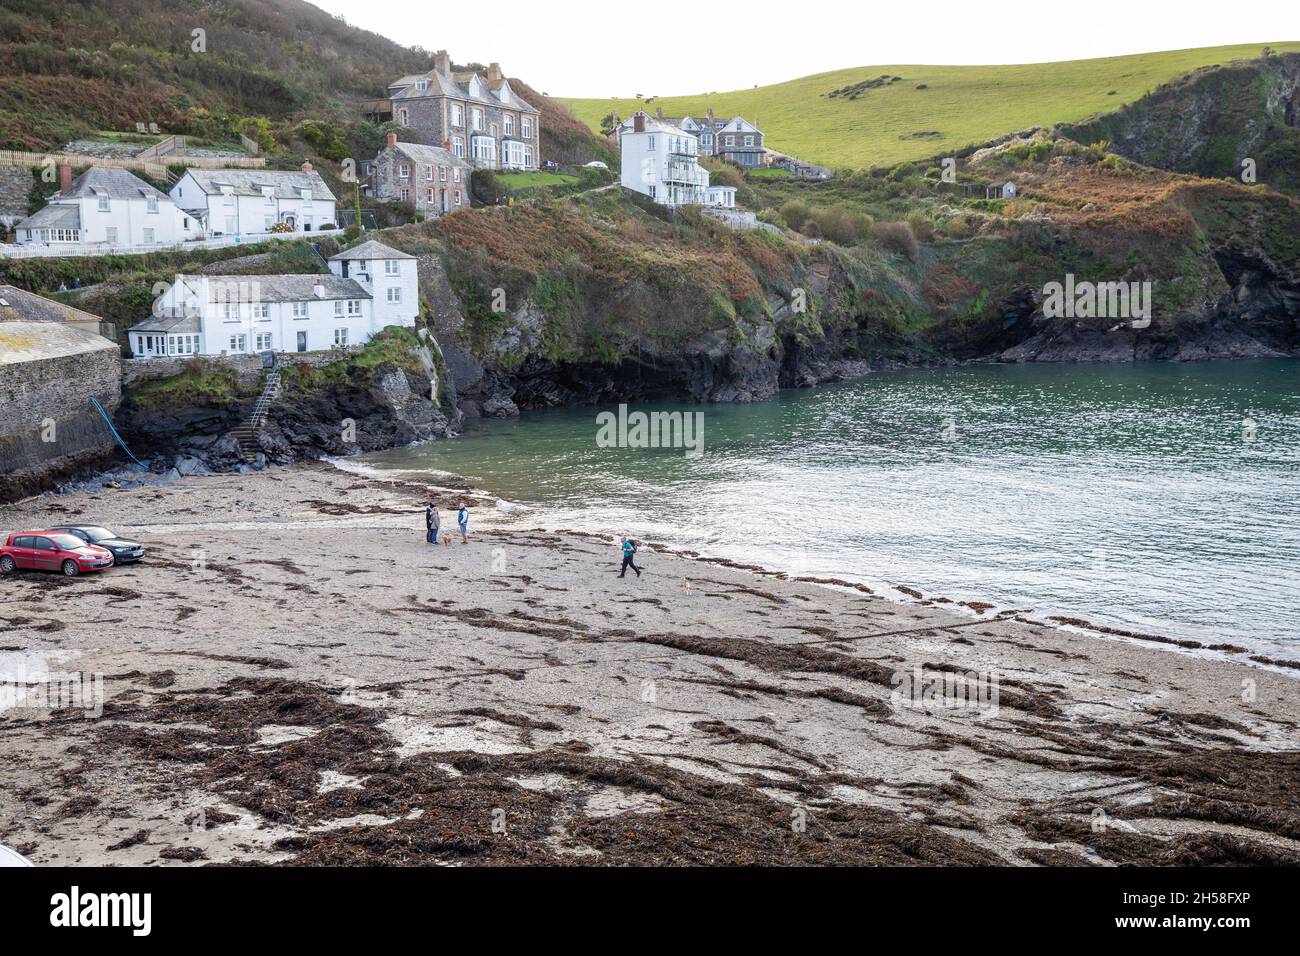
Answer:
[261, 186, 275, 201]
[415, 79, 429, 92]
[147, 195, 158, 213]
[300, 189, 313, 204]
[96, 192, 109, 211]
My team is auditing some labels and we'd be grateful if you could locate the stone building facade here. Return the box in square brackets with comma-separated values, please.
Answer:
[370, 134, 472, 217]
[374, 51, 541, 170]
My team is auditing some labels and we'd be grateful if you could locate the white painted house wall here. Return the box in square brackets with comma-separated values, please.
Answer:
[137, 275, 381, 358]
[328, 255, 419, 330]
[619, 114, 732, 209]
[170, 173, 337, 239]
[16, 194, 192, 247]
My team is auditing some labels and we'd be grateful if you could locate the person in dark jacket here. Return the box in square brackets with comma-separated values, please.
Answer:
[426, 503, 440, 544]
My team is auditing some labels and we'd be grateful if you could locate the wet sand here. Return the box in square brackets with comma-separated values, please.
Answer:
[1, 460, 1297, 866]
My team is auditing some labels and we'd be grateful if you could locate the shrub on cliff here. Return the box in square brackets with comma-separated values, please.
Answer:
[872, 220, 919, 261]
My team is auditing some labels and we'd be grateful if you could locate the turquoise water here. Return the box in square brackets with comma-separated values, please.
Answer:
[356, 360, 1300, 658]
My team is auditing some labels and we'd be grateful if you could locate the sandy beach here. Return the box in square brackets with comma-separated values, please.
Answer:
[1, 460, 1297, 866]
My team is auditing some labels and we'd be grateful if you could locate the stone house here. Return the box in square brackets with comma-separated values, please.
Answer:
[373, 51, 541, 170]
[370, 133, 471, 217]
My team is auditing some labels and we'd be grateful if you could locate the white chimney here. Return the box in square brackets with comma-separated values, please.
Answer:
[313, 278, 325, 299]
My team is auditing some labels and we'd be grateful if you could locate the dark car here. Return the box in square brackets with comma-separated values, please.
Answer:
[0, 532, 113, 577]
[47, 526, 146, 565]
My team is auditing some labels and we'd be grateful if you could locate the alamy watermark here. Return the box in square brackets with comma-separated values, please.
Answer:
[595, 404, 704, 458]
[1, 657, 103, 718]
[1042, 274, 1151, 329]
[889, 665, 999, 718]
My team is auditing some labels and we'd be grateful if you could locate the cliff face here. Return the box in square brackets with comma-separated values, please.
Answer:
[1064, 53, 1300, 197]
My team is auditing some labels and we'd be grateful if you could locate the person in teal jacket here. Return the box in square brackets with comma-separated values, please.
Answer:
[619, 535, 642, 578]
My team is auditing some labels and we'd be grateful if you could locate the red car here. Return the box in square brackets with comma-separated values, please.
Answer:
[0, 531, 114, 577]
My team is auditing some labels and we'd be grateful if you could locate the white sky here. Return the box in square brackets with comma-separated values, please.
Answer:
[311, 0, 1297, 97]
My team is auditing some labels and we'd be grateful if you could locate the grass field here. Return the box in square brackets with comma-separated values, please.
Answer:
[497, 172, 580, 190]
[560, 43, 1300, 169]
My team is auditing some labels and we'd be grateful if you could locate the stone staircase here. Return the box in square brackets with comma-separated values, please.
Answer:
[230, 367, 282, 461]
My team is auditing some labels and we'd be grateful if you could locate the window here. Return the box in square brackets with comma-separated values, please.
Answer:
[521, 117, 532, 139]
[386, 287, 402, 303]
[143, 227, 155, 244]
[649, 185, 656, 199]
[504, 115, 514, 136]
[334, 328, 349, 347]
[347, 299, 361, 315]
[398, 163, 411, 180]
[334, 300, 344, 316]
[147, 195, 158, 213]
[254, 304, 270, 320]
[415, 79, 429, 92]
[223, 303, 239, 322]
[454, 191, 462, 206]
[399, 187, 410, 201]
[255, 333, 273, 351]
[229, 334, 247, 353]
[97, 193, 109, 211]
[452, 137, 465, 158]
[224, 216, 235, 233]
[262, 186, 275, 201]
[452, 104, 464, 127]
[744, 135, 754, 147]
[647, 135, 656, 151]
[399, 108, 409, 126]
[301, 189, 312, 204]
[453, 168, 461, 183]
[439, 166, 447, 182]
[472, 108, 483, 131]
[384, 260, 400, 276]
[105, 227, 118, 244]
[425, 188, 434, 203]
[424, 164, 433, 181]
[292, 302, 309, 319]
[523, 147, 532, 167]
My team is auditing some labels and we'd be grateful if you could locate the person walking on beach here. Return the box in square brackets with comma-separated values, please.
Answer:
[426, 503, 440, 545]
[457, 503, 469, 543]
[619, 535, 642, 578]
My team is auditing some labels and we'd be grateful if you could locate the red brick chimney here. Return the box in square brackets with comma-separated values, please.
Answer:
[301, 160, 313, 172]
[633, 113, 645, 133]
[58, 163, 72, 194]
[386, 132, 398, 148]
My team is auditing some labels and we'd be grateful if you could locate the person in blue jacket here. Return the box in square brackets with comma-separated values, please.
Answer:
[457, 503, 470, 543]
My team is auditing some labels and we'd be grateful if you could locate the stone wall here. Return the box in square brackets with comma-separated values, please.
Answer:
[0, 344, 122, 501]
[121, 348, 369, 388]
[0, 166, 32, 228]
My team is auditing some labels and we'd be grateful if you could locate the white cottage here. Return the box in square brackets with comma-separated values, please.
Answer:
[127, 241, 418, 358]
[169, 163, 337, 239]
[14, 166, 197, 250]
[618, 112, 736, 209]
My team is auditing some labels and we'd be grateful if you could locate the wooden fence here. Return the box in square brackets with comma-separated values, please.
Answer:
[0, 148, 266, 178]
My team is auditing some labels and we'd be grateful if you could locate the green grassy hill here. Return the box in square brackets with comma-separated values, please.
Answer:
[560, 43, 1300, 169]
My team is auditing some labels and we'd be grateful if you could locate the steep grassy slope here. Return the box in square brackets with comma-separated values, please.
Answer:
[1064, 53, 1300, 195]
[0, 0, 431, 149]
[560, 43, 1300, 169]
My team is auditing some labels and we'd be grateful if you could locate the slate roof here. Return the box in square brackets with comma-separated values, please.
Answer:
[0, 285, 104, 325]
[189, 274, 369, 302]
[180, 169, 336, 202]
[387, 141, 471, 170]
[60, 166, 171, 201]
[329, 240, 414, 262]
[126, 313, 201, 334]
[389, 69, 539, 114]
[15, 204, 82, 231]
